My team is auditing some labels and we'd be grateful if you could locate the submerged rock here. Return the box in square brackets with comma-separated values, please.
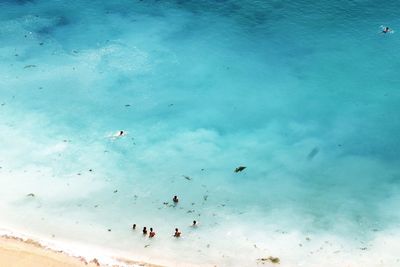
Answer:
[90, 258, 100, 266]
[307, 147, 319, 160]
[269, 257, 280, 264]
[234, 166, 246, 173]
[257, 256, 280, 264]
[183, 175, 192, 181]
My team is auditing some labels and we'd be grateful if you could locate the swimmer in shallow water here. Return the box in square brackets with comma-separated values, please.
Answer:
[173, 195, 179, 203]
[191, 220, 198, 227]
[174, 228, 181, 237]
[132, 224, 136, 230]
[143, 227, 147, 235]
[149, 228, 155, 238]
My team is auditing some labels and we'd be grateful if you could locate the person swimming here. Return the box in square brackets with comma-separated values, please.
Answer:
[149, 228, 155, 238]
[174, 228, 181, 237]
[110, 130, 126, 139]
[192, 220, 197, 227]
[132, 224, 136, 230]
[173, 195, 179, 203]
[143, 226, 147, 235]
[381, 26, 393, 34]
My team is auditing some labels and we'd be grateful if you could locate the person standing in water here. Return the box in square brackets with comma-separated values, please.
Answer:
[173, 195, 179, 204]
[132, 224, 136, 230]
[174, 228, 181, 237]
[149, 228, 156, 238]
[143, 227, 147, 235]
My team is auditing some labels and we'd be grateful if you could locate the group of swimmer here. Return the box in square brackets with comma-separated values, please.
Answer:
[131, 195, 198, 239]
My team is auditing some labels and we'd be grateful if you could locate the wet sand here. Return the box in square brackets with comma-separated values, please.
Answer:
[0, 234, 162, 267]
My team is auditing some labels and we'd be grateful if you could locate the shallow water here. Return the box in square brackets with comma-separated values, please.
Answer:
[1, 1, 400, 266]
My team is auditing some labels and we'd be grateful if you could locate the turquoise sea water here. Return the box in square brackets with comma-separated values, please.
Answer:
[1, 1, 400, 266]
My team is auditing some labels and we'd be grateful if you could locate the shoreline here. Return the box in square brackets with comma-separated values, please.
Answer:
[1, 220, 400, 266]
[0, 228, 164, 267]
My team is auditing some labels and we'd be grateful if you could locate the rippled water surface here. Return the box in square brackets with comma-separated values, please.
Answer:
[1, 1, 400, 266]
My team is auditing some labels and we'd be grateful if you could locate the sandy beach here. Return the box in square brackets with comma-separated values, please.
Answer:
[0, 234, 162, 267]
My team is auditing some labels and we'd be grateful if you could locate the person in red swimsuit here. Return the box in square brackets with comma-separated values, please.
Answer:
[149, 228, 155, 238]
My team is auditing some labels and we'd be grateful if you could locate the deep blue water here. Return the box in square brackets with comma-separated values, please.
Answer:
[1, 1, 400, 266]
